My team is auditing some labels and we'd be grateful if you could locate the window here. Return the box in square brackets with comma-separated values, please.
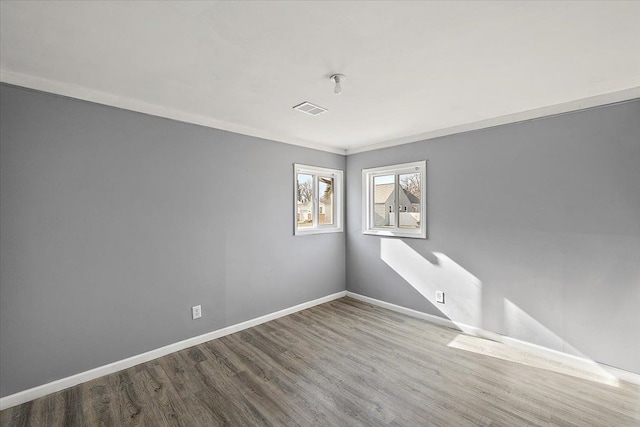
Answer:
[362, 160, 426, 238]
[294, 164, 343, 235]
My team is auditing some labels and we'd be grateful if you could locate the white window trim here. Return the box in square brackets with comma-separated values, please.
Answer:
[362, 160, 427, 239]
[294, 164, 343, 235]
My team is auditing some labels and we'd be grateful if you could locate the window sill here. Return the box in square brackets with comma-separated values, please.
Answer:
[295, 227, 343, 236]
[363, 229, 426, 239]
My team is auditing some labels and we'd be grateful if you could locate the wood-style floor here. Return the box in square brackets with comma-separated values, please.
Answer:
[2, 297, 639, 426]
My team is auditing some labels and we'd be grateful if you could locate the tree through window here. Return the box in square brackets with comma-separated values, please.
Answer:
[294, 164, 343, 235]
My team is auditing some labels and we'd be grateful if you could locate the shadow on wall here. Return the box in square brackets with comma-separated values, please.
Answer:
[380, 238, 482, 332]
[380, 238, 621, 386]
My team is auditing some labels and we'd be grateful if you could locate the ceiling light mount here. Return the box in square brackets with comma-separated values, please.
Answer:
[330, 74, 346, 95]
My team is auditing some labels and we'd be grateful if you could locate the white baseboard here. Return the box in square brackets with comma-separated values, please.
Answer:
[0, 290, 347, 410]
[346, 291, 640, 385]
[4, 289, 637, 410]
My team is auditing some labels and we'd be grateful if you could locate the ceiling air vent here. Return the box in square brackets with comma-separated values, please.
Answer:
[293, 101, 327, 116]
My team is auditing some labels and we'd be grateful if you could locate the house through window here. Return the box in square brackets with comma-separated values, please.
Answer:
[363, 161, 426, 238]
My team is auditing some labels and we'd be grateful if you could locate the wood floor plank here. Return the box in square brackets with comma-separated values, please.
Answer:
[133, 364, 186, 426]
[24, 395, 47, 427]
[107, 370, 144, 426]
[79, 380, 115, 427]
[2, 297, 639, 426]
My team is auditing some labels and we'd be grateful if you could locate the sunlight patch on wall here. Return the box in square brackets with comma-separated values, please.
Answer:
[447, 333, 619, 387]
[504, 298, 577, 355]
[500, 299, 619, 386]
[380, 238, 482, 330]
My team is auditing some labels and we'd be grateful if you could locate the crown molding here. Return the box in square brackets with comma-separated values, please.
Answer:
[346, 87, 640, 155]
[0, 69, 347, 156]
[2, 70, 637, 157]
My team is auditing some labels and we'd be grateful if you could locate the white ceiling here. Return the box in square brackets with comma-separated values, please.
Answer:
[1, 1, 639, 154]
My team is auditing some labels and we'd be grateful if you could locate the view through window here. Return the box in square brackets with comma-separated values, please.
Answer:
[295, 164, 343, 235]
[363, 161, 426, 238]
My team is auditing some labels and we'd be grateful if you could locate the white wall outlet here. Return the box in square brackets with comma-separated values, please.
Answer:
[436, 291, 445, 304]
[192, 305, 202, 319]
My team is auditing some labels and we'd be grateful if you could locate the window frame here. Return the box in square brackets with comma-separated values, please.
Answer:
[294, 164, 343, 236]
[362, 160, 427, 239]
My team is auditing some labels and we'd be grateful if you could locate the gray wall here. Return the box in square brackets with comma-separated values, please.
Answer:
[346, 99, 640, 374]
[2, 83, 638, 398]
[0, 84, 345, 397]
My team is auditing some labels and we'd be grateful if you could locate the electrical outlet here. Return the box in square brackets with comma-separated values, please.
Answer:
[192, 305, 202, 319]
[436, 291, 445, 304]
